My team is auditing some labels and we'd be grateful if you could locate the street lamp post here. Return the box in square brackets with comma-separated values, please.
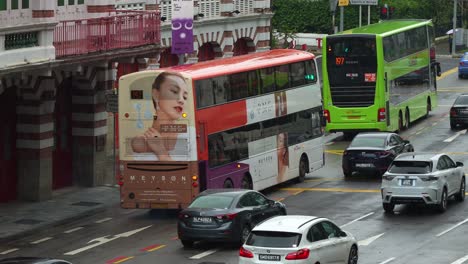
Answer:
[452, 0, 457, 56]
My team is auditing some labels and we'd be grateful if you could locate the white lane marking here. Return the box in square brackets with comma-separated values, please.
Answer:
[64, 227, 84, 234]
[340, 212, 374, 228]
[189, 249, 218, 259]
[0, 248, 19, 255]
[444, 129, 467, 143]
[451, 254, 468, 264]
[31, 237, 53, 244]
[379, 257, 396, 264]
[95, 217, 112, 224]
[358, 232, 385, 246]
[325, 141, 335, 145]
[436, 218, 468, 237]
[64, 225, 152, 256]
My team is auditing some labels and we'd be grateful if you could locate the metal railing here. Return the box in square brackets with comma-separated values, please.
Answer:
[53, 11, 161, 58]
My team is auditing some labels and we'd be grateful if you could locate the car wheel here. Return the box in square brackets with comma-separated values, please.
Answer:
[241, 175, 253, 190]
[383, 203, 394, 213]
[450, 121, 457, 130]
[347, 245, 358, 264]
[344, 170, 352, 178]
[297, 158, 307, 183]
[181, 240, 194, 248]
[437, 188, 448, 213]
[223, 179, 234, 188]
[459, 74, 463, 79]
[455, 177, 466, 202]
[240, 224, 251, 245]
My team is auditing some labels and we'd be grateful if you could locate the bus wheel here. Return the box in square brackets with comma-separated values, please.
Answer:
[241, 175, 253, 190]
[404, 109, 410, 129]
[223, 179, 234, 188]
[297, 157, 307, 183]
[398, 112, 404, 132]
[424, 99, 431, 118]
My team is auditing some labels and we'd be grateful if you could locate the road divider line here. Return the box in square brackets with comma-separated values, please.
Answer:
[340, 212, 374, 228]
[450, 254, 468, 264]
[276, 197, 285, 202]
[293, 190, 303, 195]
[0, 248, 19, 255]
[436, 218, 468, 237]
[146, 245, 166, 252]
[379, 257, 396, 264]
[106, 256, 134, 264]
[281, 187, 380, 193]
[437, 67, 458, 80]
[189, 249, 218, 259]
[305, 177, 343, 182]
[31, 237, 52, 244]
[95, 217, 112, 224]
[444, 129, 467, 143]
[358, 232, 385, 246]
[64, 227, 83, 234]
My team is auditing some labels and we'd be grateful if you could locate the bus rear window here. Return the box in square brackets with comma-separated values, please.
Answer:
[246, 231, 302, 248]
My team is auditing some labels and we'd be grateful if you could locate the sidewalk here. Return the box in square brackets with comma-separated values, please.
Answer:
[0, 185, 119, 244]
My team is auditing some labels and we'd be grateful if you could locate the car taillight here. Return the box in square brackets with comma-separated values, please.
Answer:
[420, 175, 438, 181]
[376, 150, 392, 157]
[450, 107, 457, 116]
[378, 108, 386, 122]
[285, 248, 310, 260]
[239, 247, 254, 258]
[460, 62, 465, 66]
[323, 109, 331, 123]
[178, 213, 189, 219]
[216, 213, 237, 221]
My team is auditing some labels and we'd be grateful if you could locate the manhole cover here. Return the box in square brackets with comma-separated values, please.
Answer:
[71, 201, 101, 207]
[15, 219, 43, 225]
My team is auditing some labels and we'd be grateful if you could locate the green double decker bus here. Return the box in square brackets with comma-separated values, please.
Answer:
[322, 20, 441, 139]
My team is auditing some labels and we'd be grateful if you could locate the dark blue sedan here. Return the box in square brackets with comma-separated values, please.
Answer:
[342, 132, 414, 177]
[177, 189, 286, 248]
[458, 52, 468, 78]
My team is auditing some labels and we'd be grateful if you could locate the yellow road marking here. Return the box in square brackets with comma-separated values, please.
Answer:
[280, 187, 380, 193]
[276, 198, 285, 202]
[114, 257, 134, 264]
[147, 245, 166, 252]
[325, 150, 344, 155]
[437, 67, 457, 81]
[293, 190, 304, 195]
[305, 177, 343, 182]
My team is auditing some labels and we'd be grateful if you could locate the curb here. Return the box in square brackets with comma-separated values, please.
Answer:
[0, 204, 110, 244]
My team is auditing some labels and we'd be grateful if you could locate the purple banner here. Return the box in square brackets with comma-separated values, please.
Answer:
[171, 0, 194, 54]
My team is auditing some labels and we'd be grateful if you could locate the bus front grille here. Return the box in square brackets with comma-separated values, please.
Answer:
[330, 85, 376, 107]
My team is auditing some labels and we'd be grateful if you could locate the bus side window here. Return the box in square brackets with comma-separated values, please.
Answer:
[290, 62, 306, 87]
[196, 79, 214, 108]
[248, 70, 260, 96]
[304, 60, 317, 84]
[275, 65, 290, 91]
[229, 72, 249, 101]
[260, 67, 276, 94]
[213, 75, 228, 105]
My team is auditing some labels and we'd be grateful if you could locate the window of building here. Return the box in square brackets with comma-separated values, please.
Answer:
[68, 0, 74, 5]
[22, 0, 29, 8]
[11, 0, 18, 9]
[58, 0, 64, 6]
[0, 0, 7, 10]
[78, 0, 84, 4]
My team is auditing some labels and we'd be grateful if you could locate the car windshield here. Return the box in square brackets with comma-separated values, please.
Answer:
[388, 161, 432, 174]
[454, 96, 468, 105]
[188, 195, 234, 209]
[246, 231, 302, 248]
[350, 136, 386, 148]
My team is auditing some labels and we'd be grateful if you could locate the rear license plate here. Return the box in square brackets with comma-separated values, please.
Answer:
[355, 163, 373, 168]
[192, 217, 212, 223]
[259, 254, 281, 261]
[348, 116, 360, 119]
[400, 179, 414, 186]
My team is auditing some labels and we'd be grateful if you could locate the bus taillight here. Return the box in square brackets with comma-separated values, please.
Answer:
[378, 108, 386, 122]
[192, 175, 198, 188]
[323, 109, 331, 123]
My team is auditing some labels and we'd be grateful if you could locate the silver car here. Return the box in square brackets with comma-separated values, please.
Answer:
[381, 153, 465, 213]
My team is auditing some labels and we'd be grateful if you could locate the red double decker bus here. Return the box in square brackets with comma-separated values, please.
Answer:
[118, 49, 325, 209]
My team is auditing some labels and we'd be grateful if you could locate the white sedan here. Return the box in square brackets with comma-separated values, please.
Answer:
[381, 153, 465, 213]
[239, 215, 358, 264]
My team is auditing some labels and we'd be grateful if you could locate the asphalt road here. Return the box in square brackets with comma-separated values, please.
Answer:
[1, 56, 467, 264]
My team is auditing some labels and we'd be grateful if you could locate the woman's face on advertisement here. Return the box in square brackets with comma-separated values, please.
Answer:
[153, 75, 188, 120]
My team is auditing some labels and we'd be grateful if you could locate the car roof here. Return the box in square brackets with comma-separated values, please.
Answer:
[198, 189, 251, 197]
[355, 132, 393, 138]
[252, 215, 321, 233]
[394, 152, 443, 162]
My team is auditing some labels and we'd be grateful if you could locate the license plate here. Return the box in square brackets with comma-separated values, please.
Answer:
[356, 163, 373, 168]
[348, 116, 360, 119]
[400, 179, 414, 186]
[192, 217, 212, 223]
[259, 254, 281, 261]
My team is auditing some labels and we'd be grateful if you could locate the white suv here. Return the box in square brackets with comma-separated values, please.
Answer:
[239, 215, 358, 264]
[381, 153, 465, 213]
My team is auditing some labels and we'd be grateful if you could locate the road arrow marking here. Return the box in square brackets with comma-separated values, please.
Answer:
[379, 257, 396, 264]
[64, 225, 152, 255]
[0, 248, 19, 255]
[31, 237, 53, 244]
[340, 212, 374, 228]
[444, 129, 467, 142]
[451, 254, 468, 264]
[436, 218, 468, 237]
[358, 232, 385, 246]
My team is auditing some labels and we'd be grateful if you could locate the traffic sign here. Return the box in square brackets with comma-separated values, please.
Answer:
[330, 0, 338, 12]
[338, 0, 349, 6]
[350, 0, 378, 5]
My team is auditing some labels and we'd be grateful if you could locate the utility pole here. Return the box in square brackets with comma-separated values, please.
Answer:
[340, 6, 344, 32]
[359, 5, 362, 27]
[452, 0, 457, 56]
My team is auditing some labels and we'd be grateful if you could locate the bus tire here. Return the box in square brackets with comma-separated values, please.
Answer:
[424, 99, 431, 118]
[241, 174, 253, 190]
[297, 157, 308, 183]
[223, 179, 234, 188]
[398, 111, 403, 132]
[404, 109, 410, 129]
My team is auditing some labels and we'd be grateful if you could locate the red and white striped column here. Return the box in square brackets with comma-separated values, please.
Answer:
[255, 25, 271, 52]
[15, 75, 56, 201]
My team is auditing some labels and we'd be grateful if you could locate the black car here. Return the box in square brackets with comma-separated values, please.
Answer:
[0, 258, 71, 264]
[177, 189, 286, 247]
[342, 132, 414, 177]
[450, 93, 468, 130]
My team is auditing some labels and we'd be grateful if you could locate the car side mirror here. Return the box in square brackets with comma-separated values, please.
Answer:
[268, 200, 275, 206]
[403, 140, 410, 144]
[456, 161, 464, 167]
[340, 231, 347, 237]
